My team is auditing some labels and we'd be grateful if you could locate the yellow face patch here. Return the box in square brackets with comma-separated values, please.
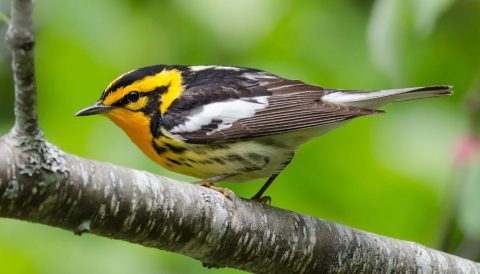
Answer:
[124, 96, 148, 112]
[102, 69, 183, 115]
[158, 70, 183, 114]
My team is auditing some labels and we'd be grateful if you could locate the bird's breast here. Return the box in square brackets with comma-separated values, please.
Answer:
[104, 109, 303, 182]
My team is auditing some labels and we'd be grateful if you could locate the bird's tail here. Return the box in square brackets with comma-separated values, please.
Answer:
[322, 85, 452, 109]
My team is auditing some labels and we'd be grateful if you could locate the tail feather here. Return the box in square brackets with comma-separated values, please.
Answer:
[322, 85, 452, 109]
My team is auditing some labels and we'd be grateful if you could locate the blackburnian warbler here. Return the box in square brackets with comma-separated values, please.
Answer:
[76, 65, 452, 202]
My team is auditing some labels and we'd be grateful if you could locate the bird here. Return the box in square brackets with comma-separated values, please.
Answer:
[76, 65, 452, 203]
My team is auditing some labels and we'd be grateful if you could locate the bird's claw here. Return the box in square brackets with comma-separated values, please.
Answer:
[250, 195, 272, 205]
[195, 181, 234, 200]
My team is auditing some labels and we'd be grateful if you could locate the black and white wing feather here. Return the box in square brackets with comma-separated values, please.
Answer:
[162, 67, 380, 143]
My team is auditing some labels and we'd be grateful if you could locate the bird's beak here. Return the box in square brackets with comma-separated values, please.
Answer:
[75, 102, 113, 116]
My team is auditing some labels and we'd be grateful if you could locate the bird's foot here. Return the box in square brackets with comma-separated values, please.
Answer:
[195, 181, 234, 200]
[249, 194, 272, 205]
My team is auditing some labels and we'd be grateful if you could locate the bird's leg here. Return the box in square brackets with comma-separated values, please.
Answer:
[250, 153, 294, 204]
[195, 157, 271, 200]
[249, 174, 278, 204]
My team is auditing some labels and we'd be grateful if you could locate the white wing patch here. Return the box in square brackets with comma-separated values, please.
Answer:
[189, 65, 242, 72]
[171, 96, 269, 134]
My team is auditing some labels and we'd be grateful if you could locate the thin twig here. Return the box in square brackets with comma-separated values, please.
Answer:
[5, 0, 40, 138]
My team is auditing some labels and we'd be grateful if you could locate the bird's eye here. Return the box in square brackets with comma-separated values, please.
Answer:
[127, 91, 140, 103]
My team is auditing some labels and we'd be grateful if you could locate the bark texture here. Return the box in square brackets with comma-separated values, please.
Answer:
[2, 0, 480, 273]
[1, 136, 480, 273]
[6, 0, 38, 137]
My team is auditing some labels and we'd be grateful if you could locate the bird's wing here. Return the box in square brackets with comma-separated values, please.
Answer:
[162, 69, 380, 144]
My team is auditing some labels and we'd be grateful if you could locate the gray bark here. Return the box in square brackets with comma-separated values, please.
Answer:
[6, 0, 38, 137]
[2, 0, 480, 273]
[1, 136, 480, 273]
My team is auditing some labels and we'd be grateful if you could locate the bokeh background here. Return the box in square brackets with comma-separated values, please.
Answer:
[1, 0, 480, 273]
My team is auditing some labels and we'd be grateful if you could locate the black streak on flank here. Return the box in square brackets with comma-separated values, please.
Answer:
[152, 140, 167, 155]
[167, 158, 182, 165]
[202, 160, 214, 165]
[211, 157, 226, 165]
[227, 154, 247, 163]
[163, 142, 186, 153]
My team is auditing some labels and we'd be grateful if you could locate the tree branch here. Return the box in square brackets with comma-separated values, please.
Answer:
[2, 0, 480, 273]
[6, 0, 39, 138]
[1, 137, 479, 273]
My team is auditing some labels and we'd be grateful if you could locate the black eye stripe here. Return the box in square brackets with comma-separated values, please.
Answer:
[111, 91, 141, 107]
[110, 85, 168, 108]
[152, 86, 168, 94]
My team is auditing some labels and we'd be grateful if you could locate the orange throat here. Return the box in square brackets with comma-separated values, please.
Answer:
[105, 109, 161, 165]
[104, 109, 222, 180]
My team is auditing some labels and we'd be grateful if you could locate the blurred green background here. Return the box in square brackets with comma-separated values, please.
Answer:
[1, 0, 479, 273]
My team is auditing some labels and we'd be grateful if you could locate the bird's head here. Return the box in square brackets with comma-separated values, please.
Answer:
[76, 65, 183, 127]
